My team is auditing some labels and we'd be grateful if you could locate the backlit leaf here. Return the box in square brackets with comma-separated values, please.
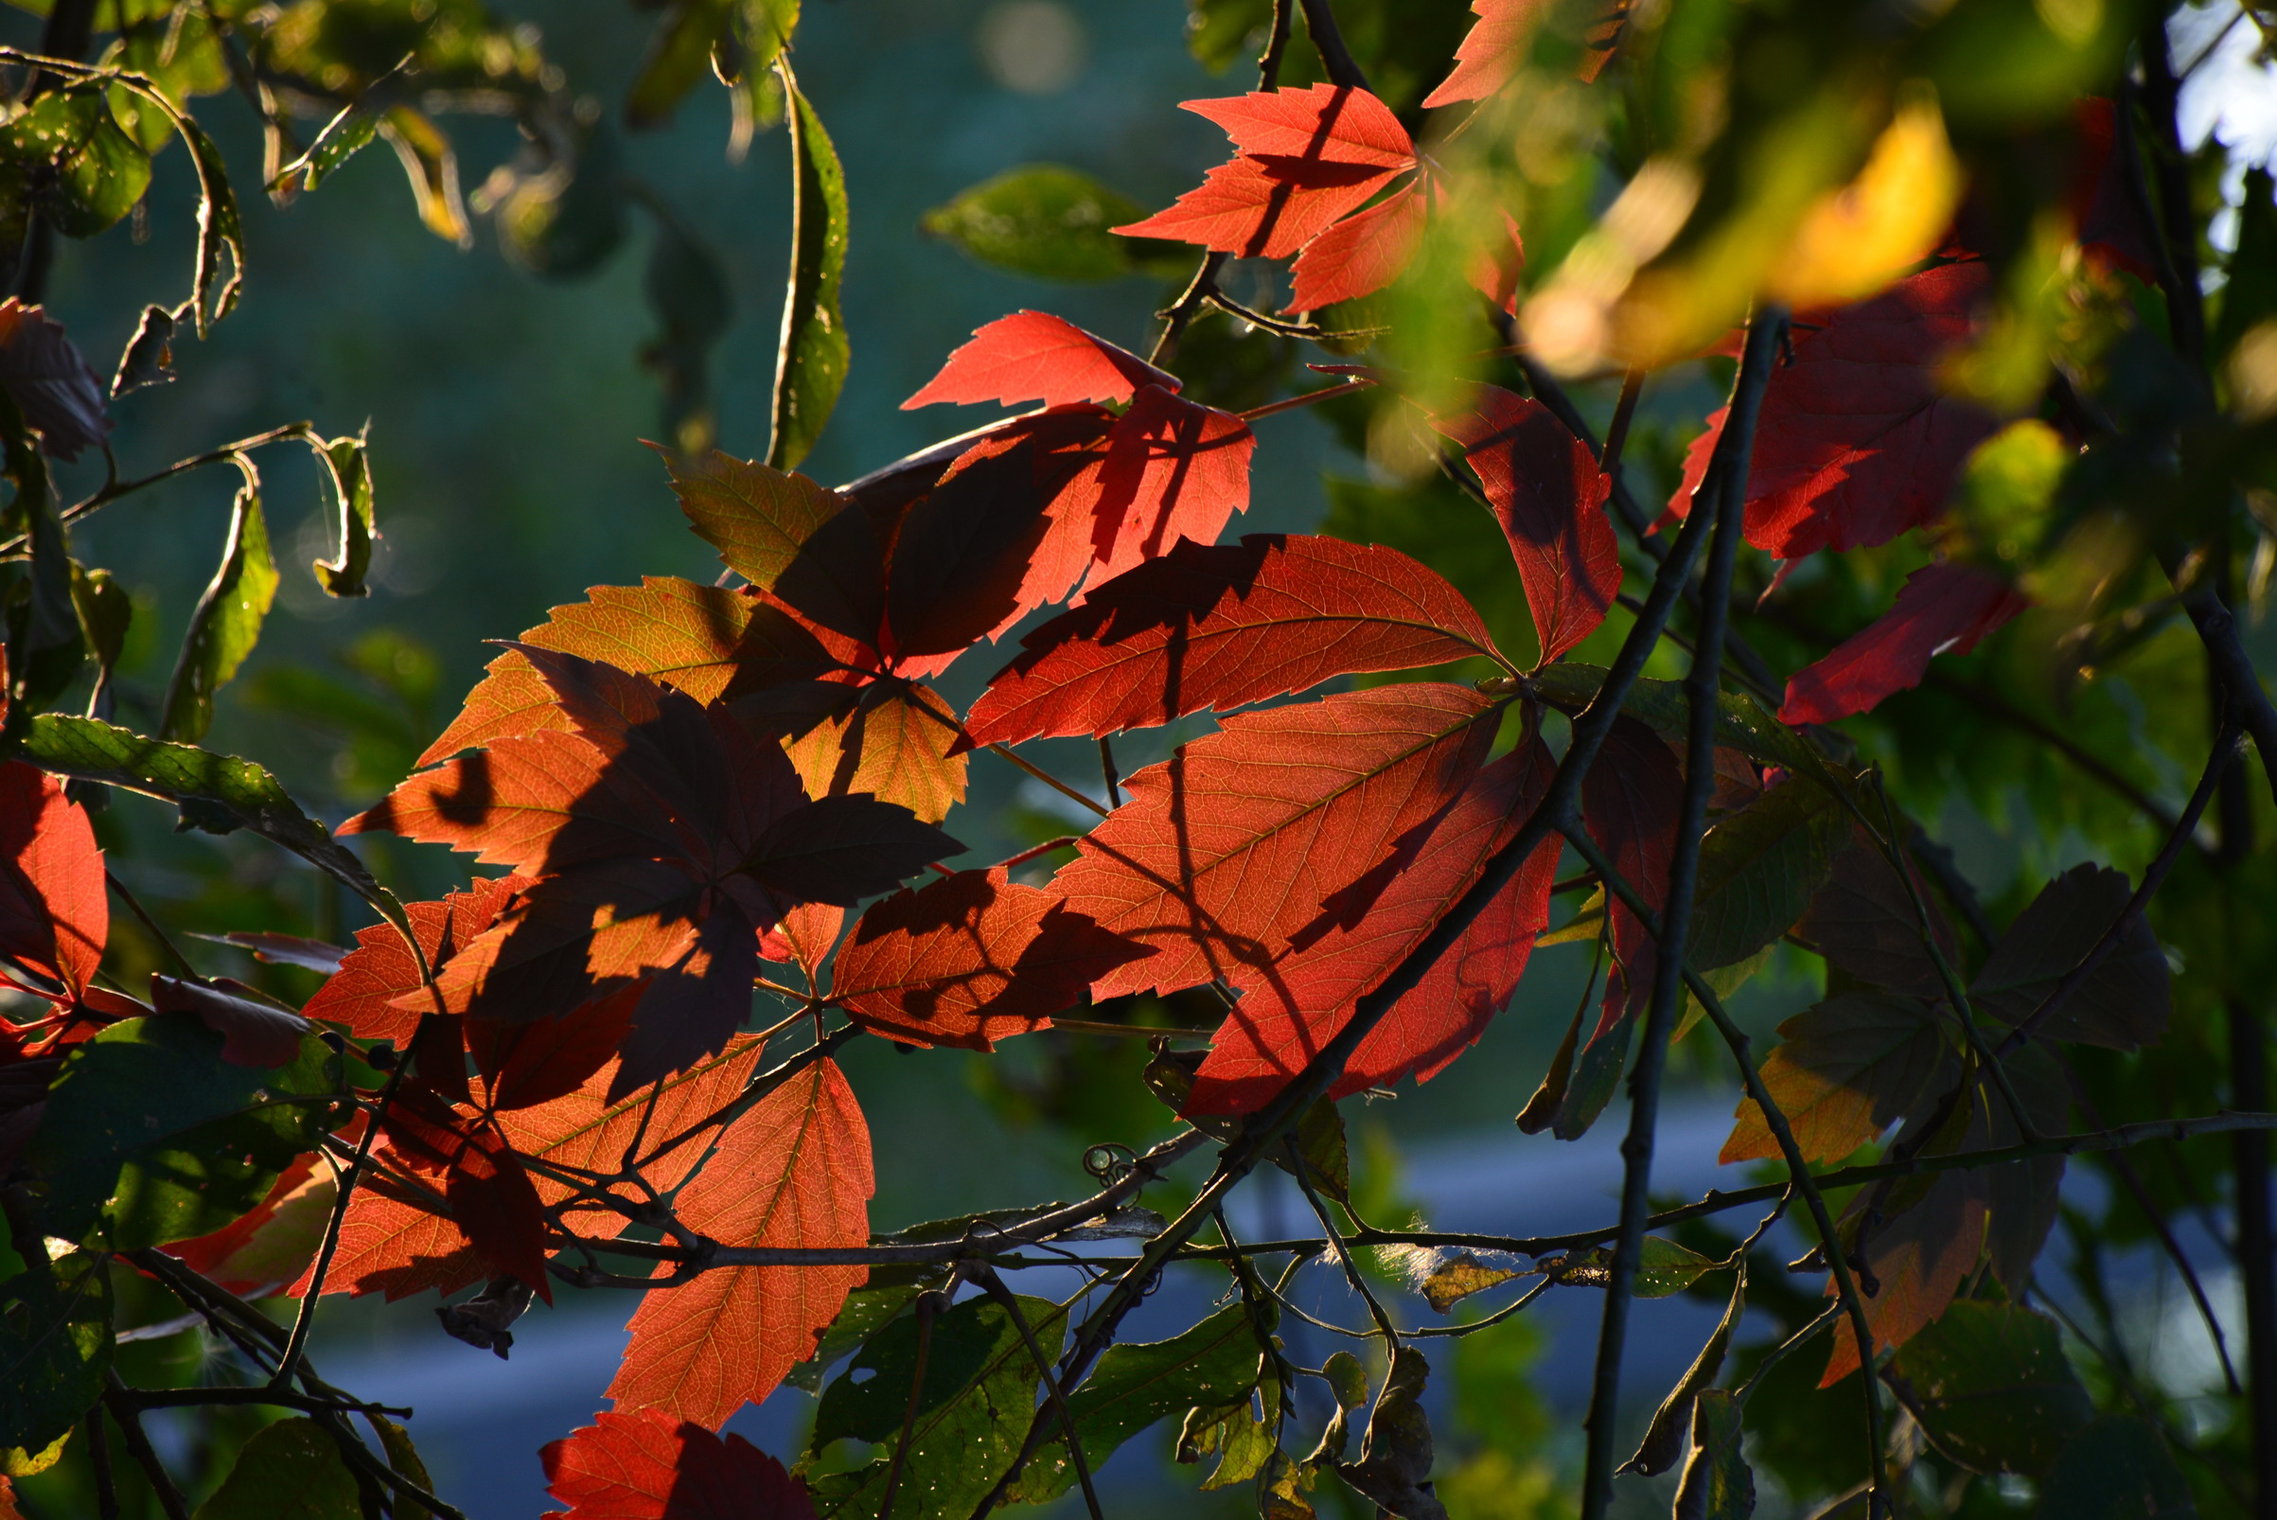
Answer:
[666, 449, 845, 592]
[904, 310, 1177, 409]
[767, 65, 849, 470]
[542, 1409, 816, 1520]
[924, 165, 1154, 283]
[159, 467, 280, 744]
[831, 867, 1145, 1049]
[1052, 683, 1500, 1001]
[1721, 993, 1951, 1165]
[610, 1057, 872, 1428]
[0, 761, 104, 1000]
[1971, 863, 2169, 1050]
[1422, 0, 1629, 107]
[1887, 1301, 2092, 1477]
[965, 535, 1502, 746]
[1780, 563, 2026, 726]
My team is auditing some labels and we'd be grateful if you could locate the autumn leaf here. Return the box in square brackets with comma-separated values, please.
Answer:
[964, 534, 1500, 746]
[1114, 86, 1416, 261]
[1579, 715, 1681, 1034]
[1421, 0, 1631, 107]
[664, 447, 846, 592]
[1667, 263, 2000, 563]
[903, 311, 1177, 409]
[1720, 992, 1953, 1165]
[0, 761, 106, 1002]
[830, 867, 1146, 1049]
[1970, 864, 2169, 1051]
[1286, 180, 1426, 312]
[380, 1084, 554, 1297]
[1187, 735, 1560, 1114]
[779, 680, 968, 825]
[1429, 385, 1620, 664]
[352, 649, 956, 1089]
[1799, 839, 1958, 1001]
[609, 1056, 872, 1429]
[1086, 385, 1257, 587]
[308, 1037, 767, 1301]
[299, 873, 525, 1049]
[1779, 562, 2026, 726]
[543, 1409, 816, 1520]
[1052, 683, 1501, 1001]
[0, 299, 112, 461]
[165, 1154, 333, 1296]
[420, 578, 834, 766]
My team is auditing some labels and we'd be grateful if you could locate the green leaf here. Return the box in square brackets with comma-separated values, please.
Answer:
[2030, 1415, 2197, 1520]
[784, 1266, 948, 1392]
[7, 413, 83, 711]
[379, 105, 470, 248]
[1673, 1389, 1754, 1520]
[280, 103, 378, 193]
[1337, 1346, 1440, 1520]
[627, 0, 734, 129]
[171, 112, 243, 330]
[1177, 1378, 1279, 1489]
[1970, 863, 2170, 1050]
[0, 1252, 109, 1456]
[310, 429, 377, 597]
[1011, 1306, 1262, 1503]
[923, 165, 1153, 282]
[27, 1013, 341, 1249]
[70, 564, 129, 695]
[0, 88, 151, 238]
[15, 712, 397, 915]
[366, 1416, 434, 1520]
[160, 465, 279, 743]
[1688, 779, 1847, 972]
[810, 1294, 1063, 1520]
[1887, 1301, 2092, 1478]
[193, 1416, 362, 1520]
[1526, 664, 1845, 798]
[1624, 1271, 1745, 1477]
[766, 60, 848, 471]
[1548, 1236, 1720, 1298]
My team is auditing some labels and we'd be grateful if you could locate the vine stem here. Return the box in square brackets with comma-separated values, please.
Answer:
[964, 305, 1765, 1519]
[1579, 306, 1781, 1520]
[1563, 826, 1891, 1517]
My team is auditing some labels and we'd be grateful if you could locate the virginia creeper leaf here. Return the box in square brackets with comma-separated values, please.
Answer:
[1429, 385, 1619, 664]
[1720, 993, 1952, 1165]
[1970, 863, 2170, 1050]
[831, 867, 1145, 1048]
[1051, 683, 1500, 1000]
[1086, 384, 1257, 587]
[0, 300, 110, 460]
[1780, 562, 2026, 726]
[542, 1409, 816, 1520]
[1422, 0, 1629, 106]
[904, 310, 1177, 409]
[664, 448, 846, 592]
[1667, 263, 1999, 562]
[610, 1057, 872, 1428]
[1286, 180, 1425, 312]
[964, 534, 1501, 746]
[0, 761, 104, 1000]
[1687, 777, 1847, 973]
[1886, 1301, 2092, 1478]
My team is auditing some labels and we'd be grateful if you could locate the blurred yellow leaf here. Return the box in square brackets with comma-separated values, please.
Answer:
[1767, 91, 1961, 309]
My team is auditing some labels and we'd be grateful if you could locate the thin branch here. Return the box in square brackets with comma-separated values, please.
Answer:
[1581, 306, 1780, 1520]
[975, 1269, 1106, 1520]
[1097, 737, 1122, 811]
[1284, 1135, 1400, 1350]
[102, 1378, 191, 1520]
[118, 1385, 414, 1418]
[1599, 370, 1643, 474]
[1297, 0, 1369, 89]
[988, 743, 1109, 818]
[104, 869, 198, 977]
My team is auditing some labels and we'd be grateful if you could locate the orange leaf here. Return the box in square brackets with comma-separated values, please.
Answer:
[542, 1408, 815, 1520]
[608, 1057, 873, 1429]
[0, 761, 105, 1001]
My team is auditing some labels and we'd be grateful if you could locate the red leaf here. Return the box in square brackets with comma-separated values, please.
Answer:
[477, 981, 643, 1112]
[883, 440, 1054, 659]
[381, 1088, 554, 1298]
[760, 902, 843, 983]
[928, 404, 1120, 623]
[1430, 386, 1620, 663]
[831, 867, 1146, 1049]
[1666, 263, 1999, 562]
[308, 1038, 768, 1301]
[166, 1154, 333, 1296]
[1188, 736, 1559, 1113]
[150, 975, 310, 1068]
[1579, 716, 1682, 1037]
[1051, 684, 1501, 999]
[1114, 87, 1415, 260]
[302, 875, 527, 1048]
[1185, 86, 1415, 168]
[964, 534, 1501, 746]
[1286, 180, 1427, 312]
[542, 1409, 815, 1520]
[1779, 563, 2026, 726]
[0, 300, 110, 461]
[1087, 385, 1256, 586]
[903, 312, 1178, 410]
[0, 761, 105, 999]
[609, 1057, 872, 1428]
[2068, 99, 2160, 283]
[1423, 0, 1628, 106]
